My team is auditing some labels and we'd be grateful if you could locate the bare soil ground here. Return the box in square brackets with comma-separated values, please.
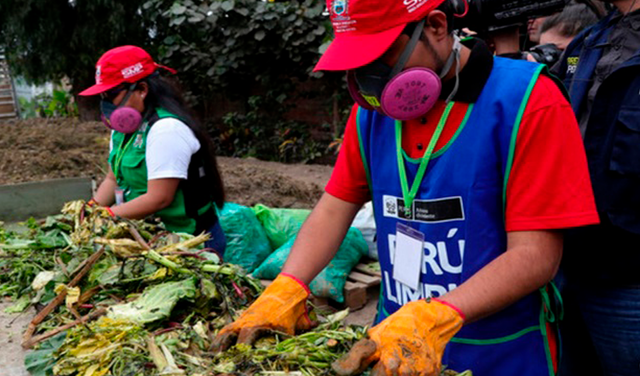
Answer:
[0, 118, 334, 209]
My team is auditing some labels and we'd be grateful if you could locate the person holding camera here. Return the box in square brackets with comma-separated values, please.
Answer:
[552, 0, 640, 375]
[213, 0, 598, 374]
[525, 3, 600, 65]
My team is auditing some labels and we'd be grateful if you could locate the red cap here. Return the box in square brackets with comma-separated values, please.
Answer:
[314, 0, 446, 71]
[79, 45, 176, 96]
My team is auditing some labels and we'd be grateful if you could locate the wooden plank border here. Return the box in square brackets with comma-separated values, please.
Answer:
[0, 178, 93, 222]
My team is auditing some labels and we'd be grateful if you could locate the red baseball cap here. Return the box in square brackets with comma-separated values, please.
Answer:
[314, 0, 447, 71]
[79, 45, 176, 96]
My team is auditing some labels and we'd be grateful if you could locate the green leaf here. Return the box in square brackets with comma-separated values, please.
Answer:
[255, 30, 266, 41]
[4, 294, 30, 313]
[171, 4, 187, 15]
[221, 0, 234, 11]
[188, 13, 205, 23]
[24, 333, 66, 376]
[107, 278, 197, 324]
[318, 40, 331, 54]
[172, 16, 186, 26]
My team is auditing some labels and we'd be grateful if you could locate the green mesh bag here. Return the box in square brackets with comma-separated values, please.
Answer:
[252, 204, 311, 250]
[252, 227, 368, 302]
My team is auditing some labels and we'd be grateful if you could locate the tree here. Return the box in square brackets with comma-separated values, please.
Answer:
[0, 0, 160, 120]
[143, 0, 349, 161]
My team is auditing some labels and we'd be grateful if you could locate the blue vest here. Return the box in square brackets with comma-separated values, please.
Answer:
[357, 58, 556, 376]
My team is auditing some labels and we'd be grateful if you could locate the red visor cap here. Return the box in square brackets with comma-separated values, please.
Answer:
[314, 0, 446, 71]
[79, 45, 176, 96]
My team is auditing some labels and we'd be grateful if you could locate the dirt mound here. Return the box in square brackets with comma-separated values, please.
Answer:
[0, 118, 110, 184]
[0, 119, 333, 209]
[219, 157, 332, 209]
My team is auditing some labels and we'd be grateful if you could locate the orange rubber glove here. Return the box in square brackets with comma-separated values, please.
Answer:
[211, 273, 313, 352]
[332, 298, 464, 376]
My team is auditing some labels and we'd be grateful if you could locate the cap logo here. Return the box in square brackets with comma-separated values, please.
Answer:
[331, 0, 356, 32]
[121, 63, 144, 79]
[95, 66, 102, 84]
[404, 0, 430, 13]
[332, 0, 348, 18]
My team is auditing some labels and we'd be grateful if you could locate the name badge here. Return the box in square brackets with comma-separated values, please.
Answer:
[115, 188, 125, 206]
[392, 222, 425, 291]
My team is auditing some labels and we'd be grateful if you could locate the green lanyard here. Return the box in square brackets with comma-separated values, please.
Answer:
[396, 101, 455, 217]
[113, 134, 136, 183]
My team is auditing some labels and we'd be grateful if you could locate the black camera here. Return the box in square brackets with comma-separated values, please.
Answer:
[527, 43, 564, 66]
[451, 0, 569, 32]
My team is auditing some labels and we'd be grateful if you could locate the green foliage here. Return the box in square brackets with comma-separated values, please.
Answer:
[219, 95, 329, 163]
[19, 89, 79, 119]
[144, 0, 333, 99]
[0, 0, 155, 95]
[144, 0, 345, 163]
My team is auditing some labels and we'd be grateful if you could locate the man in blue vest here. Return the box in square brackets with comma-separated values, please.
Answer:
[553, 0, 640, 374]
[214, 1, 599, 374]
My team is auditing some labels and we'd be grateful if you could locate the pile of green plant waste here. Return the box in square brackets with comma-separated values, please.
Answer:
[0, 200, 265, 376]
[1, 201, 471, 376]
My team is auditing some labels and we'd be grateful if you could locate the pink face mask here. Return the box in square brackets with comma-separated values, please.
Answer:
[104, 107, 143, 134]
[100, 84, 143, 134]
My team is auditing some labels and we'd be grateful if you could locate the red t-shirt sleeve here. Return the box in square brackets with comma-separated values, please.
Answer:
[505, 75, 600, 231]
[325, 104, 371, 205]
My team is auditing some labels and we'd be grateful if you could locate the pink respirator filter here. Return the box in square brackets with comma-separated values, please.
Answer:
[381, 67, 442, 121]
[109, 107, 143, 134]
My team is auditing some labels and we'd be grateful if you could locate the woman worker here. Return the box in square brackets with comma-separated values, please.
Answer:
[79, 45, 226, 255]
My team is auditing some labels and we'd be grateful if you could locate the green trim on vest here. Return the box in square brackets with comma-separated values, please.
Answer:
[539, 292, 556, 376]
[450, 325, 542, 345]
[356, 107, 374, 195]
[108, 108, 201, 234]
[402, 103, 475, 164]
[503, 65, 544, 214]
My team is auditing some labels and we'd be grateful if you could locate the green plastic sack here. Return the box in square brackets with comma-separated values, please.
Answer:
[219, 203, 273, 273]
[253, 227, 368, 303]
[253, 204, 311, 250]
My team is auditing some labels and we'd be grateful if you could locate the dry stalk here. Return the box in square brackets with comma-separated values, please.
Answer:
[21, 247, 105, 349]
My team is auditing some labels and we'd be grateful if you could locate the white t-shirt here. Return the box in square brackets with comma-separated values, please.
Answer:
[147, 118, 201, 180]
[110, 118, 201, 180]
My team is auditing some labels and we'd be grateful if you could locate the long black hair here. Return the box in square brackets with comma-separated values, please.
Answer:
[141, 73, 225, 209]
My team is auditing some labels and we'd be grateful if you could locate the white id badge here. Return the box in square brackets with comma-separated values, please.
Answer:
[115, 188, 125, 206]
[392, 222, 425, 291]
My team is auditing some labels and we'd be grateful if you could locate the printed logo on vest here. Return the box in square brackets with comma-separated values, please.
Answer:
[383, 195, 465, 223]
[385, 227, 465, 305]
[566, 57, 579, 75]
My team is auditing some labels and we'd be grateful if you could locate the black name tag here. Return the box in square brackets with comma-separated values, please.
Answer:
[383, 195, 464, 223]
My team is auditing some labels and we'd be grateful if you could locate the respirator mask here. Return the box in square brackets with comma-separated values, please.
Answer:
[100, 83, 144, 134]
[347, 19, 462, 121]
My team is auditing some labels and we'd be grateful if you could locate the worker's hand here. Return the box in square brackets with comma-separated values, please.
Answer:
[86, 198, 115, 217]
[211, 273, 313, 352]
[332, 299, 464, 376]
